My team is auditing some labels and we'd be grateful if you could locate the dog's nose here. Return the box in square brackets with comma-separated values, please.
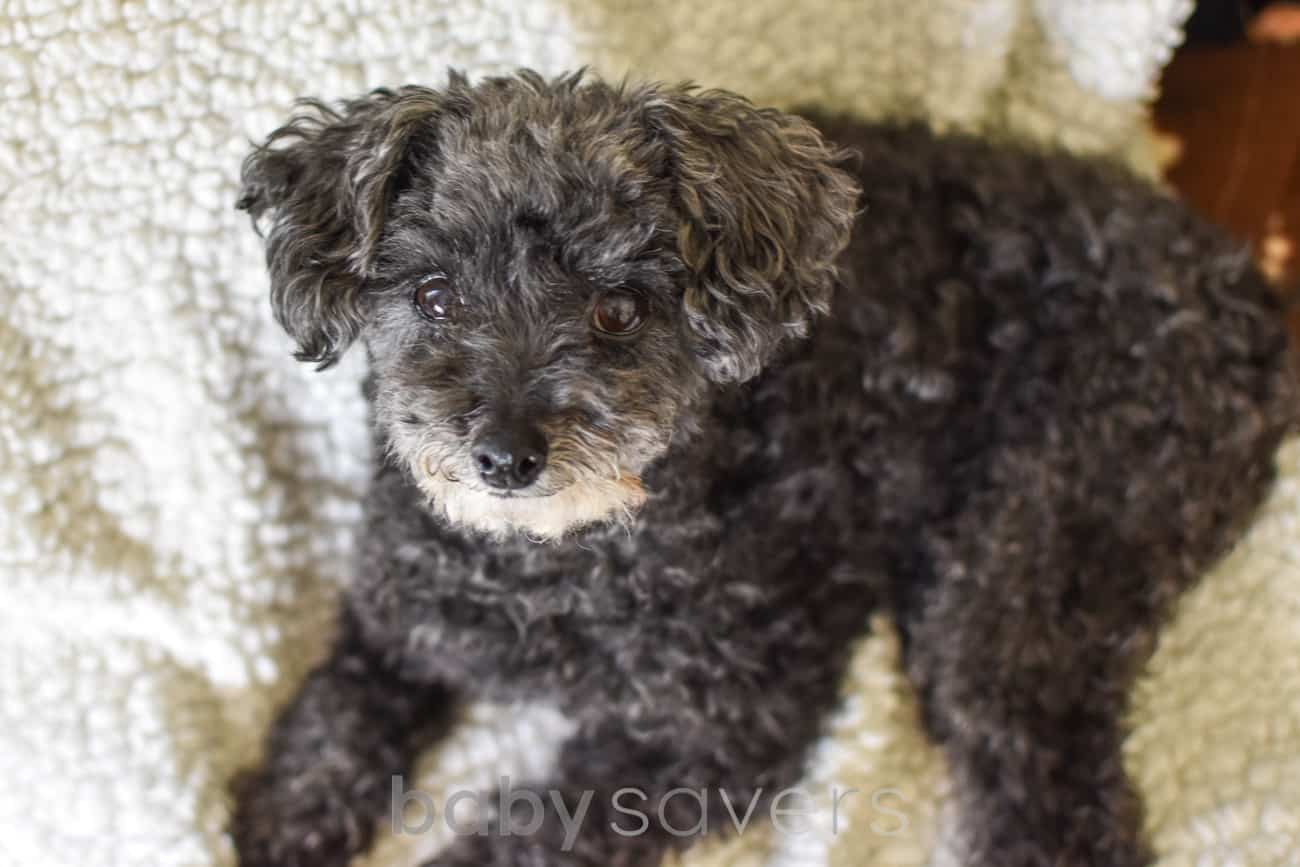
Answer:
[471, 424, 548, 490]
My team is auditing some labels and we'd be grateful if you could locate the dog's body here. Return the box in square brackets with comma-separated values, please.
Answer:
[231, 72, 1295, 867]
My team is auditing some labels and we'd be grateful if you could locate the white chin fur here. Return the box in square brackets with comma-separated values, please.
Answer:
[417, 474, 647, 540]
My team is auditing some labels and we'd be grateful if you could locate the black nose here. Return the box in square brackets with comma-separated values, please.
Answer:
[471, 424, 548, 490]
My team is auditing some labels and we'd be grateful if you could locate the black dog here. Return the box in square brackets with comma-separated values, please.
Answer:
[230, 69, 1294, 867]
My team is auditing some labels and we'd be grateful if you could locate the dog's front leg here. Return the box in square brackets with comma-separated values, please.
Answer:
[422, 708, 817, 867]
[230, 606, 457, 867]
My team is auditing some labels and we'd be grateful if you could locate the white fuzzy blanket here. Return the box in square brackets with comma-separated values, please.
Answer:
[4, 1, 1298, 866]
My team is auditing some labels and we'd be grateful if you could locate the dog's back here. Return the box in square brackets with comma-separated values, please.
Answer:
[777, 117, 1296, 573]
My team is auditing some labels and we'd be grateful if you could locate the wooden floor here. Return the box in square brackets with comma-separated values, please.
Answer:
[1154, 40, 1300, 305]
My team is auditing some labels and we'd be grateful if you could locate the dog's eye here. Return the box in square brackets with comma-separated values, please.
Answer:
[592, 291, 648, 336]
[413, 274, 454, 322]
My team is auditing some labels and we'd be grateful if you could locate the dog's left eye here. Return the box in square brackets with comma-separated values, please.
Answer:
[592, 291, 648, 336]
[413, 274, 454, 322]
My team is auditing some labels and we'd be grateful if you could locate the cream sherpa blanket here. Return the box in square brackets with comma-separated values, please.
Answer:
[3, 2, 1298, 866]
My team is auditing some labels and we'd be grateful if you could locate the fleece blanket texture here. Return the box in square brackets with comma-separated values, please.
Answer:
[3, 1, 1298, 865]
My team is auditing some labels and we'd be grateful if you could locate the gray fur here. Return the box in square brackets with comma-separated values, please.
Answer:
[230, 69, 1295, 867]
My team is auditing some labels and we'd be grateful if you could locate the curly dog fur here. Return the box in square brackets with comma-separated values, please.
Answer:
[230, 69, 1295, 867]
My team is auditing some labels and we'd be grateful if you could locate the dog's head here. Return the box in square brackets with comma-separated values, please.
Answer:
[239, 69, 858, 539]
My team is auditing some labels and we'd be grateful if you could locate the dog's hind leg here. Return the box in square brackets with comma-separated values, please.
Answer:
[894, 505, 1178, 867]
[229, 605, 458, 867]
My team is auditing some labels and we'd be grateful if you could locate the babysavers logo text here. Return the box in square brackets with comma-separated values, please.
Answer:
[392, 776, 911, 850]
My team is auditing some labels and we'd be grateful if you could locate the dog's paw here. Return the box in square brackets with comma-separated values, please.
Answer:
[228, 767, 369, 867]
[421, 833, 600, 867]
[422, 827, 669, 867]
[420, 834, 500, 867]
[421, 836, 575, 867]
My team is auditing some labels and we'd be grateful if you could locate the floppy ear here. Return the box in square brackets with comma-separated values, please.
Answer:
[238, 85, 446, 367]
[649, 89, 860, 383]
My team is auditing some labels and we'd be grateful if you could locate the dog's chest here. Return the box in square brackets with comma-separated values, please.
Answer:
[438, 505, 874, 714]
[461, 541, 721, 693]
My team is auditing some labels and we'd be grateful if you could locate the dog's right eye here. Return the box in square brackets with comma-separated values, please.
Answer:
[413, 274, 454, 322]
[592, 291, 648, 336]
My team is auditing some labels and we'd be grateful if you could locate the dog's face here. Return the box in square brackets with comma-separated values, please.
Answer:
[239, 70, 858, 539]
[363, 136, 698, 538]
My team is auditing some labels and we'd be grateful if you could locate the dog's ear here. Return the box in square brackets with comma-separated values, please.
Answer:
[648, 89, 860, 383]
[238, 86, 446, 368]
